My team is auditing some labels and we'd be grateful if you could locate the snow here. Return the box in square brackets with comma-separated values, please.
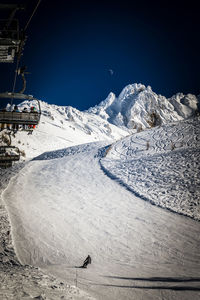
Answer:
[0, 83, 200, 299]
[101, 117, 200, 220]
[9, 83, 199, 160]
[11, 100, 128, 159]
[3, 122, 200, 299]
[0, 165, 94, 300]
[88, 83, 199, 130]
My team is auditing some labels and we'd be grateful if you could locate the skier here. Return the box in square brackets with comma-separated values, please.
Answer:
[82, 255, 91, 268]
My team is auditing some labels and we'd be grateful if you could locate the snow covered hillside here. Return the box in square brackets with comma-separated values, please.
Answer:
[2, 116, 200, 300]
[101, 116, 200, 220]
[11, 99, 128, 159]
[1, 83, 200, 300]
[10, 82, 199, 159]
[0, 165, 94, 300]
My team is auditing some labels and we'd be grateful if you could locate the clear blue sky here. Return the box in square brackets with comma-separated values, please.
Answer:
[0, 0, 199, 110]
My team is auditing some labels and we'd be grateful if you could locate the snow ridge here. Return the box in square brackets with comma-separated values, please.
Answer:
[88, 83, 199, 130]
[12, 83, 199, 159]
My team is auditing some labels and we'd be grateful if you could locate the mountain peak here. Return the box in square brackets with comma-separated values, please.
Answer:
[88, 83, 199, 130]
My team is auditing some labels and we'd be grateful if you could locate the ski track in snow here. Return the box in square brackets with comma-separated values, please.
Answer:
[0, 166, 94, 300]
[2, 134, 200, 300]
[101, 117, 200, 221]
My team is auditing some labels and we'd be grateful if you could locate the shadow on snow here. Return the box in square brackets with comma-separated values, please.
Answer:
[93, 275, 200, 290]
[96, 284, 200, 291]
[104, 276, 200, 282]
[99, 160, 200, 223]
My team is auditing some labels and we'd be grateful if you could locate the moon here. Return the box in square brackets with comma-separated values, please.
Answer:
[109, 69, 114, 76]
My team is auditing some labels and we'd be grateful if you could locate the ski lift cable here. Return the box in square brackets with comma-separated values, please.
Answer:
[24, 0, 42, 32]
[11, 40, 25, 101]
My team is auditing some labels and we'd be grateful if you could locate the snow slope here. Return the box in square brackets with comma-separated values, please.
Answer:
[9, 100, 128, 159]
[9, 82, 199, 159]
[3, 132, 200, 299]
[0, 165, 94, 300]
[101, 116, 200, 220]
[1, 83, 200, 299]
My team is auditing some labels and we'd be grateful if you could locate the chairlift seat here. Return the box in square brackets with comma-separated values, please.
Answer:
[0, 161, 12, 168]
[0, 154, 19, 161]
[0, 40, 20, 63]
[0, 111, 40, 125]
[0, 92, 41, 127]
[0, 146, 20, 169]
[0, 148, 6, 154]
[0, 16, 22, 62]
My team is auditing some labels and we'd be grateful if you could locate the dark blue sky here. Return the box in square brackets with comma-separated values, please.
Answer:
[1, 0, 199, 110]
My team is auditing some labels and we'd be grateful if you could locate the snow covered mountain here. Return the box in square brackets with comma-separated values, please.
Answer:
[88, 83, 199, 130]
[13, 100, 128, 159]
[12, 83, 199, 158]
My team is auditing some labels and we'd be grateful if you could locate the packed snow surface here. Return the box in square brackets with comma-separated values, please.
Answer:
[101, 117, 200, 220]
[1, 83, 200, 299]
[0, 166, 94, 300]
[3, 118, 200, 299]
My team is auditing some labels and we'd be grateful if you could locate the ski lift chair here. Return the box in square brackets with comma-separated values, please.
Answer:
[0, 92, 41, 130]
[0, 20, 21, 63]
[0, 4, 25, 63]
[0, 145, 20, 168]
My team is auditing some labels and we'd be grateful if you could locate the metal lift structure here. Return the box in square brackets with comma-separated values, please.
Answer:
[0, 145, 20, 168]
[0, 1, 42, 168]
[0, 92, 41, 127]
[0, 3, 25, 63]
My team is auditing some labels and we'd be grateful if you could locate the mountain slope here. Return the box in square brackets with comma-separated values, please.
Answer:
[101, 116, 200, 220]
[1, 84, 200, 299]
[0, 85, 200, 300]
[9, 83, 199, 159]
[3, 126, 200, 300]
[12, 100, 128, 159]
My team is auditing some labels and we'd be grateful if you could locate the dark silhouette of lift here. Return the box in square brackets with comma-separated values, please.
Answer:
[0, 1, 41, 63]
[0, 3, 25, 63]
[0, 1, 42, 168]
[0, 1, 42, 129]
[0, 145, 20, 168]
[0, 92, 41, 127]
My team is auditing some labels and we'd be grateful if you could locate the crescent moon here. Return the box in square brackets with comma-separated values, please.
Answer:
[109, 69, 114, 76]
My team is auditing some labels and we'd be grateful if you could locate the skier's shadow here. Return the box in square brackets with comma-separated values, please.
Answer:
[104, 276, 200, 282]
[99, 276, 200, 290]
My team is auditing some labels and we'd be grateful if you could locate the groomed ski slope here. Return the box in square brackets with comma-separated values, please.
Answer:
[3, 122, 200, 300]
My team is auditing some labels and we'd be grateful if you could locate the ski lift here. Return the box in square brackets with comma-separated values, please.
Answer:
[0, 130, 11, 145]
[0, 145, 20, 168]
[0, 4, 25, 63]
[0, 92, 41, 129]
